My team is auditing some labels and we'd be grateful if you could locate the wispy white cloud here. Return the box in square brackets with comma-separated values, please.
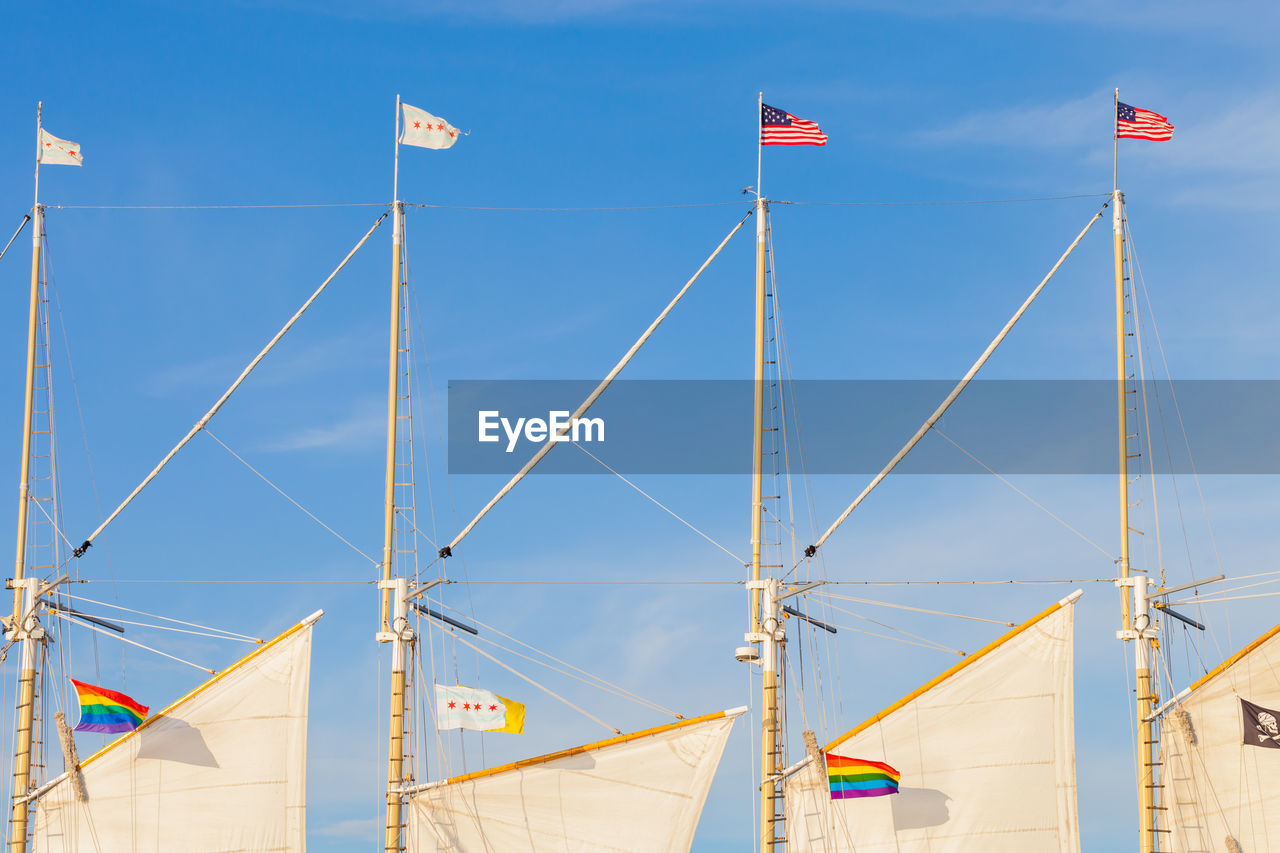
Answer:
[260, 409, 383, 452]
[1145, 96, 1280, 177]
[917, 90, 1108, 149]
[145, 354, 243, 398]
[145, 328, 378, 399]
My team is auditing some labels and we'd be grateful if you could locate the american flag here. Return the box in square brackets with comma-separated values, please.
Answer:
[761, 103, 828, 146]
[1116, 102, 1174, 141]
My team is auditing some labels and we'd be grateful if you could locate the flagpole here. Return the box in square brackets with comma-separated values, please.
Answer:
[1113, 88, 1119, 192]
[393, 93, 402, 207]
[382, 93, 403, 633]
[756, 91, 763, 201]
[9, 101, 45, 853]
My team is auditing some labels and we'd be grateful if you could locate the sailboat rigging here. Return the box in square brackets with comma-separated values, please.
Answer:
[4, 89, 1273, 853]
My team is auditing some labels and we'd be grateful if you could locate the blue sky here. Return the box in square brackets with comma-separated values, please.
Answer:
[3, 1, 1279, 850]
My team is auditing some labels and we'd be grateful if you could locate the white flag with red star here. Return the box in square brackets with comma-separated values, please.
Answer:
[401, 103, 460, 150]
[38, 128, 82, 166]
[435, 684, 524, 733]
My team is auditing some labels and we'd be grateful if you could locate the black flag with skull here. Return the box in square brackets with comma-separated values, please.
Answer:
[1241, 698, 1280, 748]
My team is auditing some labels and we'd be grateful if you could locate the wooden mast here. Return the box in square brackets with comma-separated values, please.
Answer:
[1113, 87, 1132, 632]
[8, 102, 45, 853]
[382, 94, 412, 853]
[751, 91, 782, 853]
[1112, 86, 1159, 853]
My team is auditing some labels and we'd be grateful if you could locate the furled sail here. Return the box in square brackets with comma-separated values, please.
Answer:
[405, 706, 744, 852]
[30, 610, 320, 853]
[1160, 621, 1280, 852]
[783, 591, 1080, 852]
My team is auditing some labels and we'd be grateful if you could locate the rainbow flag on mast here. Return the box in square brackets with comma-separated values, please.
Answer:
[71, 679, 148, 733]
[826, 753, 900, 800]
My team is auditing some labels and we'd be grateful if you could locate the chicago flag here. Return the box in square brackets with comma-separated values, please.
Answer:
[435, 684, 524, 733]
[38, 128, 82, 166]
[401, 103, 460, 150]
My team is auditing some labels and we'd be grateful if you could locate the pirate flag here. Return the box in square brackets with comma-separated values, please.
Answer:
[1241, 698, 1280, 748]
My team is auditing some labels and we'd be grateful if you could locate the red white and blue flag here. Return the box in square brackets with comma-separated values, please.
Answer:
[1116, 102, 1174, 141]
[761, 104, 827, 146]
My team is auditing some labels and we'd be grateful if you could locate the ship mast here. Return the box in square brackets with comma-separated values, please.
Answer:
[381, 94, 413, 853]
[749, 91, 783, 853]
[1111, 87, 1160, 853]
[7, 102, 46, 853]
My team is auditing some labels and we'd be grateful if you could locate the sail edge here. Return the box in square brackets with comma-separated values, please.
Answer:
[409, 705, 747, 792]
[69, 610, 323, 775]
[824, 590, 1082, 753]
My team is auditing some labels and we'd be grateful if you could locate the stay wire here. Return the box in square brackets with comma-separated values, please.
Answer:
[204, 429, 379, 567]
[44, 193, 1109, 212]
[570, 442, 746, 566]
[42, 229, 125, 683]
[931, 426, 1115, 560]
[433, 603, 682, 718]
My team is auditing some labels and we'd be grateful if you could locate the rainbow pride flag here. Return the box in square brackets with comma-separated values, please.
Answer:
[826, 753, 900, 800]
[71, 679, 148, 734]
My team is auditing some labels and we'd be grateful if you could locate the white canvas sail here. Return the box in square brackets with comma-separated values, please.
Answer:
[404, 706, 744, 852]
[783, 592, 1080, 853]
[1160, 621, 1280, 852]
[30, 611, 320, 853]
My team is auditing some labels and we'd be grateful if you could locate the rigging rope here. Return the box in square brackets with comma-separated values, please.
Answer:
[441, 209, 753, 556]
[45, 233, 127, 684]
[204, 430, 379, 567]
[406, 201, 748, 212]
[468, 631, 679, 718]
[53, 612, 215, 673]
[571, 442, 746, 565]
[448, 631, 620, 735]
[42, 193, 1109, 213]
[775, 193, 1110, 207]
[70, 211, 389, 556]
[805, 202, 1110, 559]
[810, 590, 1015, 626]
[1128, 221, 1229, 578]
[798, 594, 967, 653]
[46, 202, 388, 210]
[78, 575, 1120, 585]
[55, 592, 261, 641]
[820, 621, 967, 655]
[435, 601, 683, 718]
[931, 426, 1115, 560]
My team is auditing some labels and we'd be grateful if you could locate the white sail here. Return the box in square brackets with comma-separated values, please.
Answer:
[1160, 621, 1280, 852]
[404, 706, 744, 852]
[30, 611, 320, 853]
[783, 592, 1080, 852]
